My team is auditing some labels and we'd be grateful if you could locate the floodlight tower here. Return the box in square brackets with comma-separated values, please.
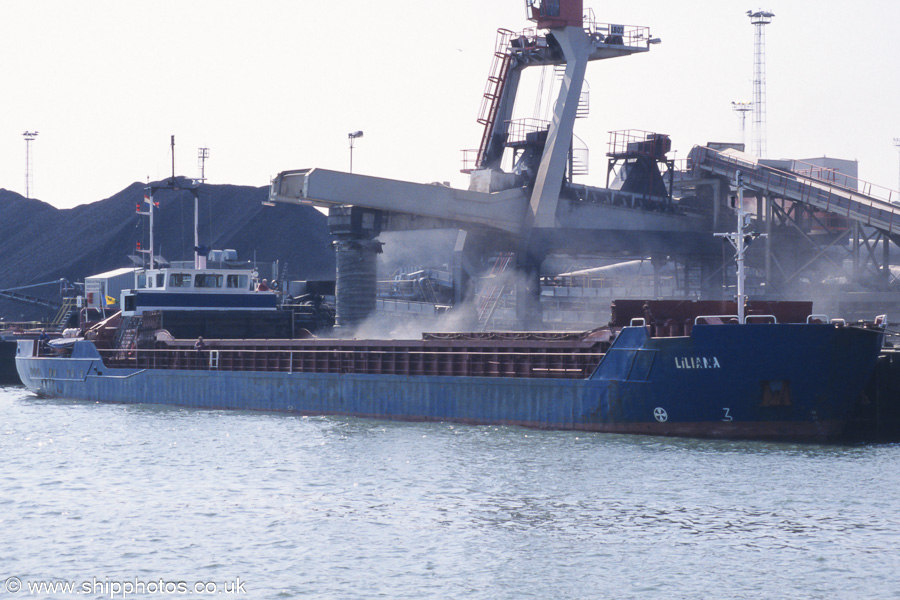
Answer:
[731, 101, 752, 150]
[748, 9, 774, 158]
[198, 147, 210, 182]
[22, 131, 39, 198]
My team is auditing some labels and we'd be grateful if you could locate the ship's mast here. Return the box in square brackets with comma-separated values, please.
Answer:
[137, 181, 156, 270]
[735, 175, 747, 323]
[170, 135, 200, 269]
[141, 137, 201, 272]
[169, 135, 201, 269]
[715, 170, 764, 323]
[148, 187, 155, 270]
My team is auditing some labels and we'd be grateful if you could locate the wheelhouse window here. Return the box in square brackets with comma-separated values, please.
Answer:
[156, 273, 165, 288]
[194, 274, 223, 288]
[226, 274, 249, 289]
[169, 273, 192, 287]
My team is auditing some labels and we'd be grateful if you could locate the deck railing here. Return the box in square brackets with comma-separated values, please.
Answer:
[93, 344, 605, 380]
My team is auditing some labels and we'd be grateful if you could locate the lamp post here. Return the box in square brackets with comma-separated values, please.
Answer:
[348, 130, 363, 173]
[732, 101, 752, 150]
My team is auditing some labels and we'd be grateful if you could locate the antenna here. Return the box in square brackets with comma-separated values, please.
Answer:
[747, 9, 774, 158]
[731, 101, 752, 150]
[198, 147, 210, 182]
[22, 131, 39, 198]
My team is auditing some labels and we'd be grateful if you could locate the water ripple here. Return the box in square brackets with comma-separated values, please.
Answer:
[1, 387, 899, 599]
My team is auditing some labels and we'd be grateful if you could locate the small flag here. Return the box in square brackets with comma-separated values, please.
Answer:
[105, 295, 116, 306]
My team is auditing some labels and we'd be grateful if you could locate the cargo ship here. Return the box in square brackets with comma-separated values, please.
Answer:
[14, 295, 884, 441]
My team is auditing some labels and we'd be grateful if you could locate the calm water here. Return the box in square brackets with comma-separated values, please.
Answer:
[2, 384, 899, 600]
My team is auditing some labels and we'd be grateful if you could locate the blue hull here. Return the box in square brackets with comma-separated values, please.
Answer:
[15, 324, 883, 441]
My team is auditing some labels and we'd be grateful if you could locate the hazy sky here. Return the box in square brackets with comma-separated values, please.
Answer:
[1, 0, 899, 209]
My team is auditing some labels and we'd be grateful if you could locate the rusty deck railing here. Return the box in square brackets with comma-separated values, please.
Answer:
[94, 342, 606, 380]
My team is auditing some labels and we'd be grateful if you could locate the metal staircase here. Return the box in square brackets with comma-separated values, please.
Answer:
[113, 315, 142, 359]
[475, 29, 517, 168]
[417, 277, 438, 304]
[476, 252, 514, 330]
[49, 297, 77, 333]
[554, 65, 590, 118]
[570, 134, 589, 177]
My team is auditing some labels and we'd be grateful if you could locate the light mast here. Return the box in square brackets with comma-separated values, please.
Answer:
[748, 9, 774, 158]
[715, 170, 765, 323]
[23, 131, 38, 199]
